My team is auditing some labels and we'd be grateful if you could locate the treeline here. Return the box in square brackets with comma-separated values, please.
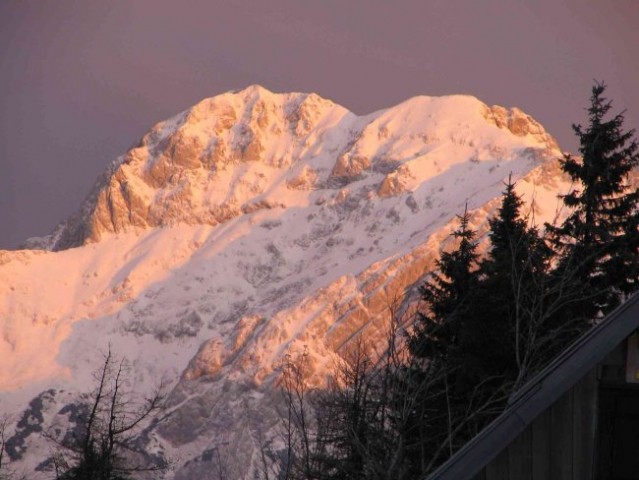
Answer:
[268, 82, 639, 480]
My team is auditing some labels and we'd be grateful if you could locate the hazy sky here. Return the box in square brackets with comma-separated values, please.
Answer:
[1, 0, 638, 248]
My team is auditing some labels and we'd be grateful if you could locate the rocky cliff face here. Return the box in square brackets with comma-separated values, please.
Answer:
[46, 85, 559, 251]
[1, 86, 572, 479]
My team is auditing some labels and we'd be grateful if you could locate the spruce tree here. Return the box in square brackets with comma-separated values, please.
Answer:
[484, 176, 539, 277]
[548, 82, 639, 318]
[405, 207, 483, 475]
[463, 177, 548, 385]
[411, 205, 480, 363]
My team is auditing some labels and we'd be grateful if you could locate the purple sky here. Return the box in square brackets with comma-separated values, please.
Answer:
[1, 0, 638, 249]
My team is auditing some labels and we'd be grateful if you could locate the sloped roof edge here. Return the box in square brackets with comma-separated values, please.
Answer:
[426, 292, 639, 480]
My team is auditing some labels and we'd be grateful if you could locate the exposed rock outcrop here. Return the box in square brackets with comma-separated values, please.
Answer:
[3, 86, 588, 480]
[378, 165, 414, 197]
[46, 88, 558, 252]
[483, 104, 559, 150]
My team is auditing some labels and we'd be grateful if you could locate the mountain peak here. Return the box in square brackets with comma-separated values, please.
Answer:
[43, 89, 558, 251]
[1, 88, 579, 479]
[231, 83, 275, 98]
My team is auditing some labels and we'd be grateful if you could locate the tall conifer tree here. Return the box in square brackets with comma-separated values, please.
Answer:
[548, 82, 639, 318]
[408, 207, 483, 474]
[463, 177, 548, 385]
[412, 206, 479, 363]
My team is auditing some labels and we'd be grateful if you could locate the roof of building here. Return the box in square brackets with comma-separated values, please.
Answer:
[426, 292, 639, 480]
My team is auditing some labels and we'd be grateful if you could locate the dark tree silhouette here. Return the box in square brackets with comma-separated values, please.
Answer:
[548, 82, 639, 319]
[48, 349, 170, 480]
[462, 176, 550, 386]
[411, 205, 480, 364]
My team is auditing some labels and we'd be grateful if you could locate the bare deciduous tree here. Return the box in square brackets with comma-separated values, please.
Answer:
[47, 347, 171, 480]
[0, 414, 25, 480]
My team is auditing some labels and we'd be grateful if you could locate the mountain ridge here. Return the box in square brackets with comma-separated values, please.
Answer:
[22, 85, 558, 252]
[1, 86, 572, 479]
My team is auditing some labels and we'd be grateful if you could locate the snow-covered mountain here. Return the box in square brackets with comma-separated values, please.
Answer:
[1, 85, 570, 478]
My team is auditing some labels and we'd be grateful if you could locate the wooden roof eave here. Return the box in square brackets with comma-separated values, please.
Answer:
[425, 292, 639, 480]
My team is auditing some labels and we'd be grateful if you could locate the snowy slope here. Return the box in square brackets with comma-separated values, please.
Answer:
[0, 86, 570, 478]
